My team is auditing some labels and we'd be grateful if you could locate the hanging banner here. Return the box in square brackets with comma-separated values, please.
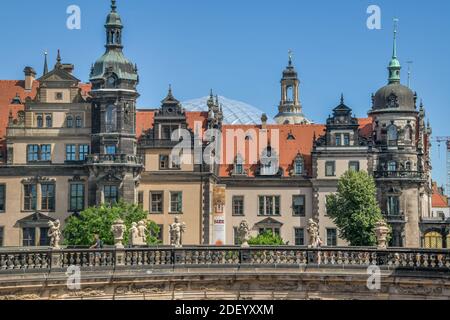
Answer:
[212, 185, 226, 246]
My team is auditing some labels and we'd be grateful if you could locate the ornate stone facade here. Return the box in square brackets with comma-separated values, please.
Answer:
[0, 1, 446, 248]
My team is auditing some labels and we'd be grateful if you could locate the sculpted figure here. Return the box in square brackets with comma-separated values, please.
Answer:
[238, 220, 251, 248]
[137, 220, 149, 245]
[129, 222, 141, 246]
[307, 219, 320, 248]
[48, 220, 61, 249]
[169, 217, 186, 247]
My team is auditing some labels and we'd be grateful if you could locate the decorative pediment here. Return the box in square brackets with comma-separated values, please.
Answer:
[16, 212, 55, 227]
[37, 67, 80, 83]
[254, 217, 284, 229]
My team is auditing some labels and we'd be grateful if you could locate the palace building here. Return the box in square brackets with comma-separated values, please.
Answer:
[0, 0, 448, 248]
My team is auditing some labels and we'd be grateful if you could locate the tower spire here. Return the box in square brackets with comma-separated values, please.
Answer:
[55, 49, 62, 69]
[288, 49, 293, 67]
[388, 18, 401, 84]
[43, 50, 48, 75]
[111, 0, 117, 12]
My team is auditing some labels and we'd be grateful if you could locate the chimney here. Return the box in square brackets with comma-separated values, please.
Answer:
[261, 113, 268, 130]
[62, 63, 74, 74]
[23, 67, 36, 91]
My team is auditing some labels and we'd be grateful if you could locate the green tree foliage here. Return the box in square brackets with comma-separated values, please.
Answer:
[63, 201, 160, 246]
[326, 170, 385, 246]
[248, 231, 286, 246]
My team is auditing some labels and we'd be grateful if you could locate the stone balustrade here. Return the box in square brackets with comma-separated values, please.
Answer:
[0, 246, 449, 273]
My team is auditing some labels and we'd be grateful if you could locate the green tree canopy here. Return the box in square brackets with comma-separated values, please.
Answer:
[63, 201, 160, 247]
[248, 231, 286, 246]
[326, 170, 384, 246]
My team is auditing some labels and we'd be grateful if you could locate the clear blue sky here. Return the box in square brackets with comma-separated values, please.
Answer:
[1, 0, 449, 187]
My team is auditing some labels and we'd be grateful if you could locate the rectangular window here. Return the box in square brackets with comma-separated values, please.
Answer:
[258, 196, 281, 216]
[137, 191, 144, 207]
[39, 227, 50, 246]
[22, 228, 36, 247]
[105, 145, 116, 155]
[327, 229, 337, 246]
[104, 185, 119, 205]
[0, 226, 3, 247]
[40, 145, 51, 161]
[23, 184, 37, 211]
[27, 145, 39, 162]
[41, 184, 55, 211]
[343, 134, 350, 146]
[170, 192, 182, 213]
[156, 224, 164, 243]
[325, 161, 336, 177]
[232, 196, 245, 216]
[335, 134, 341, 146]
[294, 228, 305, 246]
[0, 185, 5, 212]
[150, 192, 163, 213]
[233, 227, 241, 245]
[78, 145, 90, 161]
[349, 161, 360, 172]
[69, 184, 85, 212]
[159, 155, 169, 170]
[387, 196, 400, 216]
[66, 145, 77, 161]
[292, 195, 306, 217]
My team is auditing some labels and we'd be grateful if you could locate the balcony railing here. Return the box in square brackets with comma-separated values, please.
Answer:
[374, 171, 425, 180]
[86, 154, 143, 165]
[0, 246, 449, 273]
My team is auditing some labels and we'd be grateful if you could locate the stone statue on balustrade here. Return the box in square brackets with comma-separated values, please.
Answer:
[111, 219, 126, 249]
[169, 217, 186, 247]
[238, 220, 251, 248]
[137, 220, 149, 245]
[307, 219, 321, 248]
[48, 220, 61, 249]
[374, 220, 390, 249]
[129, 221, 146, 246]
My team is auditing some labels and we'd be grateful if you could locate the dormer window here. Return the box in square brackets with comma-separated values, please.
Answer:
[66, 115, 74, 128]
[36, 115, 43, 128]
[260, 147, 279, 176]
[294, 155, 304, 176]
[233, 154, 245, 176]
[343, 133, 350, 146]
[335, 134, 341, 146]
[45, 115, 52, 128]
[75, 116, 83, 128]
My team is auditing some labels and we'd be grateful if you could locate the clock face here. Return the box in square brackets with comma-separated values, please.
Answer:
[107, 77, 115, 86]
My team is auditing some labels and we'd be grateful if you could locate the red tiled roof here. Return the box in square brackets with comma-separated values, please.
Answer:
[432, 183, 449, 208]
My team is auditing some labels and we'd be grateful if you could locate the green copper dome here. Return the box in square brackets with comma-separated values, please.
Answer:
[90, 0, 138, 84]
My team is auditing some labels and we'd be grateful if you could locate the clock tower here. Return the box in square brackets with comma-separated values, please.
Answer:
[87, 0, 142, 205]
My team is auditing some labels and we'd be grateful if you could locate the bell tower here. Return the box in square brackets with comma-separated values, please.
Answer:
[274, 51, 310, 125]
[87, 0, 143, 206]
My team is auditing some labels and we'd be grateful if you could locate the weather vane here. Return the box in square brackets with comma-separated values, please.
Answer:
[288, 49, 293, 65]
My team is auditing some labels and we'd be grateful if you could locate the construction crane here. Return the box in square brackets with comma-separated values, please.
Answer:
[433, 137, 450, 197]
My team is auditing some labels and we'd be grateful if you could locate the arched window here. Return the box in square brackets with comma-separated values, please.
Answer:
[66, 115, 74, 128]
[388, 161, 397, 172]
[387, 125, 398, 146]
[105, 105, 117, 132]
[286, 86, 294, 102]
[424, 232, 443, 249]
[75, 116, 83, 128]
[45, 115, 52, 128]
[36, 115, 43, 128]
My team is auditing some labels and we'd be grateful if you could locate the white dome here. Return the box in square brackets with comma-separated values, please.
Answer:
[182, 96, 269, 125]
